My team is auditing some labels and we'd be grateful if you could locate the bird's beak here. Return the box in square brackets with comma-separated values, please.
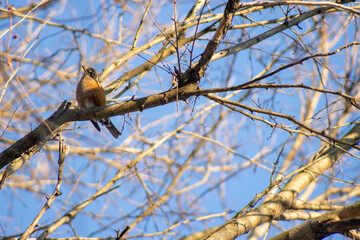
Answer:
[82, 66, 87, 72]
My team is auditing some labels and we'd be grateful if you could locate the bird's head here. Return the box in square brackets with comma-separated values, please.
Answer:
[82, 66, 99, 81]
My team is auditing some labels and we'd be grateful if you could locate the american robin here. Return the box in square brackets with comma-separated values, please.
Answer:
[76, 66, 121, 139]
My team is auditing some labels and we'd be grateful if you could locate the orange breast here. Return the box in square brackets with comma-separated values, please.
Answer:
[76, 76, 106, 108]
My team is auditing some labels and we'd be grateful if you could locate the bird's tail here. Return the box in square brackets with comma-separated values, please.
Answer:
[91, 120, 101, 132]
[99, 118, 121, 139]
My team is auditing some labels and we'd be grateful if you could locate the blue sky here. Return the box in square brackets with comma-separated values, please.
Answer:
[0, 1, 359, 239]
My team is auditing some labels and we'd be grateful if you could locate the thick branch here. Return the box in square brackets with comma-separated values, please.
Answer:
[0, 0, 240, 176]
[194, 0, 240, 79]
[205, 123, 360, 239]
[0, 83, 198, 169]
[270, 202, 360, 240]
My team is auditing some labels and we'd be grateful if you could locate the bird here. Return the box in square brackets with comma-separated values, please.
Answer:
[76, 66, 121, 138]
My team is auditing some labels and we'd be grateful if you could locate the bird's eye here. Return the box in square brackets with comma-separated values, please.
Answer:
[87, 69, 97, 79]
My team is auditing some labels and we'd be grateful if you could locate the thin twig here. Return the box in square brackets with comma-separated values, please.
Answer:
[239, 0, 360, 15]
[205, 93, 360, 151]
[19, 134, 68, 240]
[132, 0, 153, 49]
[115, 225, 130, 240]
[190, 0, 209, 67]
[173, 0, 182, 74]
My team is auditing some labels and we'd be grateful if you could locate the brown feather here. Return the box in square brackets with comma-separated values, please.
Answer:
[76, 67, 121, 138]
[76, 76, 106, 107]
